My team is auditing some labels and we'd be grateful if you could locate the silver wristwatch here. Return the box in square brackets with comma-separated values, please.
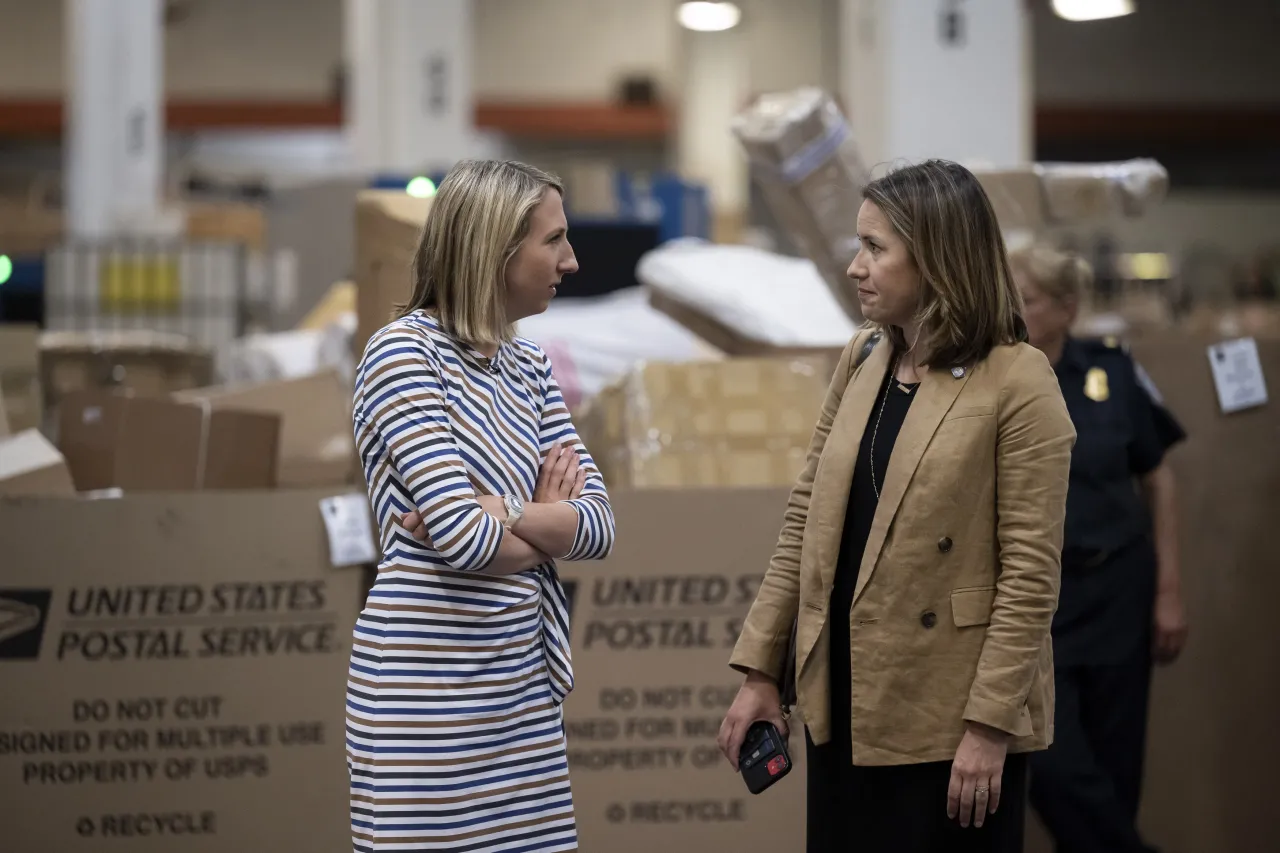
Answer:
[502, 494, 524, 530]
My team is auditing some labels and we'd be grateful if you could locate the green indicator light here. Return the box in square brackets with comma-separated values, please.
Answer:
[0, 255, 12, 286]
[406, 177, 437, 199]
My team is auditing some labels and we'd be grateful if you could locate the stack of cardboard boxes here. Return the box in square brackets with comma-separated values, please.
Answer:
[353, 190, 433, 357]
[0, 322, 371, 853]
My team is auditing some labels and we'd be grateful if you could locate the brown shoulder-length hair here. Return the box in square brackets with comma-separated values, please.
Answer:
[396, 159, 563, 348]
[862, 159, 1024, 367]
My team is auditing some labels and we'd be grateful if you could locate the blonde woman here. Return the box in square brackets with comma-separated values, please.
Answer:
[346, 159, 615, 852]
[718, 160, 1076, 852]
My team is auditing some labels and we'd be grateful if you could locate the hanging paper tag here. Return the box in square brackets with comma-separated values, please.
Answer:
[319, 494, 378, 567]
[1207, 337, 1268, 414]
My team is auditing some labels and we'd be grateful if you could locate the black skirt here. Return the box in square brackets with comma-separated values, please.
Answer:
[805, 731, 1028, 853]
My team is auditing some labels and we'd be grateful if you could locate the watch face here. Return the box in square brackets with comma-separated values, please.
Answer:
[507, 495, 524, 514]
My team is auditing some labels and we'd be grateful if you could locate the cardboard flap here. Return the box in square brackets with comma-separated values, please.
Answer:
[174, 371, 356, 487]
[58, 391, 278, 492]
[0, 429, 75, 496]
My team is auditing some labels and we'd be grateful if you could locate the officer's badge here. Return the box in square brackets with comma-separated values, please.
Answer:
[1084, 367, 1110, 402]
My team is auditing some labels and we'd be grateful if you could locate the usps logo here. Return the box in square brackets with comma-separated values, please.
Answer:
[0, 590, 52, 660]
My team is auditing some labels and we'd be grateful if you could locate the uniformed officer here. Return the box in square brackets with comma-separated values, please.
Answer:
[1009, 244, 1190, 853]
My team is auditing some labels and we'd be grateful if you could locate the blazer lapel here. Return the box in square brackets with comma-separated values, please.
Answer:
[851, 365, 971, 606]
[810, 337, 892, 599]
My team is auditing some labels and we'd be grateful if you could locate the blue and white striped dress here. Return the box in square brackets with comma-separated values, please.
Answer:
[346, 311, 615, 852]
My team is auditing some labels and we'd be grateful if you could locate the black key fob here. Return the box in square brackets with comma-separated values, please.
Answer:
[738, 720, 792, 794]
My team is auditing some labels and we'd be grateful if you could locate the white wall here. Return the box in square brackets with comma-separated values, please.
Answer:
[473, 0, 677, 101]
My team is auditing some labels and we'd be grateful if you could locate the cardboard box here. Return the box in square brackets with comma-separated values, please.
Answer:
[0, 323, 42, 433]
[558, 487, 804, 852]
[297, 280, 356, 331]
[353, 191, 433, 357]
[972, 168, 1047, 232]
[174, 371, 358, 488]
[580, 358, 828, 489]
[183, 201, 268, 252]
[0, 489, 366, 852]
[973, 159, 1169, 232]
[0, 430, 76, 496]
[0, 198, 63, 256]
[732, 88, 870, 325]
[1116, 333, 1279, 853]
[40, 330, 214, 427]
[58, 392, 279, 492]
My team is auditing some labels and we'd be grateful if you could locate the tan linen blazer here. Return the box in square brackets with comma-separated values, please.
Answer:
[730, 328, 1076, 766]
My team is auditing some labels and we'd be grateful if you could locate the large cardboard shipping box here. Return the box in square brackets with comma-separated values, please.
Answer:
[558, 488, 805, 853]
[579, 358, 829, 489]
[40, 330, 214, 427]
[174, 371, 359, 488]
[0, 323, 42, 433]
[1120, 334, 1278, 853]
[353, 191, 433, 357]
[182, 202, 268, 253]
[58, 392, 280, 492]
[0, 489, 366, 853]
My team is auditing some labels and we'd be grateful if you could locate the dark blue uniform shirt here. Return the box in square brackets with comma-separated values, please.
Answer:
[1052, 336, 1186, 664]
[1056, 337, 1186, 557]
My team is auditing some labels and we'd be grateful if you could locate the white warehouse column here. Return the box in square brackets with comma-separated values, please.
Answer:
[345, 0, 475, 176]
[65, 0, 166, 239]
[838, 0, 1031, 170]
[676, 26, 751, 242]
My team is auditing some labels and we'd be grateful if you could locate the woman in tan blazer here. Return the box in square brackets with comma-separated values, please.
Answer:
[717, 160, 1076, 852]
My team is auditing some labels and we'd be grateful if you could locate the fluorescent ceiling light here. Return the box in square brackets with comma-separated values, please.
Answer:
[1052, 0, 1135, 21]
[677, 2, 742, 32]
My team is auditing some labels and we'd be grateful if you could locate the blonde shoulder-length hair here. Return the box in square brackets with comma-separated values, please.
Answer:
[862, 159, 1025, 367]
[397, 159, 564, 348]
[1008, 242, 1094, 307]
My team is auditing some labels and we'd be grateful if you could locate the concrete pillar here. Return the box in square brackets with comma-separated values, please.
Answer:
[345, 0, 475, 176]
[676, 27, 751, 241]
[838, 0, 1031, 170]
[64, 0, 166, 238]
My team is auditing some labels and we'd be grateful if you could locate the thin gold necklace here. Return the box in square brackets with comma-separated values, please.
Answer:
[868, 356, 897, 500]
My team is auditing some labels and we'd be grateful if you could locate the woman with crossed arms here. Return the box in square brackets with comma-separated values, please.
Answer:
[719, 160, 1076, 852]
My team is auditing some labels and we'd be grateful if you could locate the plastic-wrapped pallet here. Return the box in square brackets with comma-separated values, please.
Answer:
[731, 88, 870, 324]
[973, 159, 1169, 231]
[1036, 159, 1169, 222]
[515, 287, 722, 413]
[577, 357, 830, 489]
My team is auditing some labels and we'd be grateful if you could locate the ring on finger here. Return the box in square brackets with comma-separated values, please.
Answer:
[975, 785, 990, 794]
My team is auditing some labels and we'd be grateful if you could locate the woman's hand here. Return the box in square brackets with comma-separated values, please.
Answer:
[716, 671, 789, 771]
[948, 722, 1009, 828]
[533, 443, 585, 503]
[1153, 587, 1189, 664]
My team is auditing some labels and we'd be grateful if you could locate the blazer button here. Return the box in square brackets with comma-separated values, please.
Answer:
[921, 611, 938, 629]
[938, 537, 953, 553]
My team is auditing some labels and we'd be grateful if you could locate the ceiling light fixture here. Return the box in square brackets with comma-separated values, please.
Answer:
[1051, 0, 1135, 22]
[677, 2, 742, 32]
